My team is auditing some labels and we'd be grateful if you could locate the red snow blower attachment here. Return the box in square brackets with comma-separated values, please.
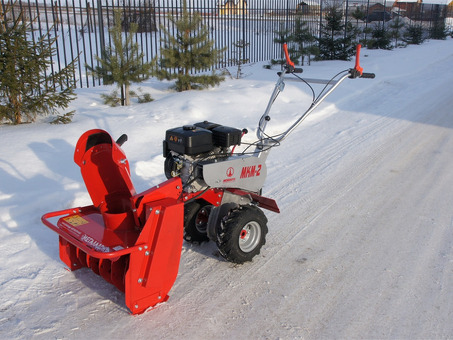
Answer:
[42, 44, 374, 315]
[42, 129, 185, 314]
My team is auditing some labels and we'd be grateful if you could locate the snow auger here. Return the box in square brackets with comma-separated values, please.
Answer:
[42, 44, 374, 314]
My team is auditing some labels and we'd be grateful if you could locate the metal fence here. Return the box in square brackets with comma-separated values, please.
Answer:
[1, 0, 451, 89]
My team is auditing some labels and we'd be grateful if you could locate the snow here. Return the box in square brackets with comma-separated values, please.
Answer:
[1, 38, 453, 338]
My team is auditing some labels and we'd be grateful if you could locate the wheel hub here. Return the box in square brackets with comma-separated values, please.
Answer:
[238, 221, 261, 253]
[195, 206, 211, 234]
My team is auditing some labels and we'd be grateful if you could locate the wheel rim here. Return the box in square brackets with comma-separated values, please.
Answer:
[238, 221, 261, 253]
[195, 206, 211, 234]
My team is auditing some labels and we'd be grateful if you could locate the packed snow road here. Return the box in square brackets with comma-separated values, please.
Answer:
[260, 73, 453, 338]
[1, 39, 452, 339]
[162, 45, 453, 339]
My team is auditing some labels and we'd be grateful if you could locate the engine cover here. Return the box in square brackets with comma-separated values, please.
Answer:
[163, 121, 242, 157]
[194, 121, 242, 148]
[164, 125, 214, 156]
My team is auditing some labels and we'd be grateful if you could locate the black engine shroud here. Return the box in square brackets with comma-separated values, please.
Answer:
[163, 121, 242, 156]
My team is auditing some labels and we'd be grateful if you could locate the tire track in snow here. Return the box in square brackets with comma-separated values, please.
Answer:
[246, 78, 453, 338]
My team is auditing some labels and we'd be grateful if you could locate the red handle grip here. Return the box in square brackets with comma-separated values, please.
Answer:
[283, 43, 295, 68]
[354, 44, 364, 76]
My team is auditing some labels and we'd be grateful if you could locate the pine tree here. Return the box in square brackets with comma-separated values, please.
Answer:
[230, 39, 250, 79]
[293, 16, 315, 66]
[430, 22, 447, 40]
[271, 22, 298, 66]
[154, 0, 225, 91]
[0, 5, 76, 124]
[317, 5, 356, 61]
[87, 10, 153, 106]
[351, 6, 366, 25]
[429, 5, 448, 40]
[351, 6, 366, 42]
[403, 24, 425, 45]
[389, 17, 405, 47]
[370, 25, 392, 49]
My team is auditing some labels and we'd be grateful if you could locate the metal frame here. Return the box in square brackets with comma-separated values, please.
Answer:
[256, 69, 350, 151]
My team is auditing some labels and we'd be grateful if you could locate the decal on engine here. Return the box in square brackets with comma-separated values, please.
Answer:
[168, 135, 183, 144]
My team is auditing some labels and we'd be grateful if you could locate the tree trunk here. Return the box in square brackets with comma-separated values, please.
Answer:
[185, 69, 191, 91]
[120, 85, 125, 106]
[125, 84, 131, 106]
[9, 94, 22, 124]
[14, 109, 21, 124]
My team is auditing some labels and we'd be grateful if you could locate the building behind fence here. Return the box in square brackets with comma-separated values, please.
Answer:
[1, 0, 452, 89]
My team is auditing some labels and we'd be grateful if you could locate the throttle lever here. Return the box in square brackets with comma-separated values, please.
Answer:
[283, 43, 295, 69]
[350, 44, 375, 79]
[282, 44, 303, 74]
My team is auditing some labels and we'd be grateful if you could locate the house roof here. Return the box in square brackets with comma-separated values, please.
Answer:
[220, 0, 247, 4]
[393, 0, 449, 3]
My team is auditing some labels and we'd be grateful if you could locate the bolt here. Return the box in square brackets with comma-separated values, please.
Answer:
[176, 186, 181, 189]
[145, 251, 150, 256]
[138, 278, 143, 283]
[158, 296, 162, 300]
[218, 194, 222, 198]
[155, 210, 160, 215]
[138, 247, 143, 251]
[144, 245, 148, 249]
[135, 305, 139, 309]
[216, 202, 220, 205]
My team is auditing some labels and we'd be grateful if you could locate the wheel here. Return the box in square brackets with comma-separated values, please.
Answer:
[183, 200, 212, 244]
[216, 205, 268, 264]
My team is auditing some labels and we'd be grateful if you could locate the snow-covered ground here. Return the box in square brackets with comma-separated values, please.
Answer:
[1, 39, 453, 339]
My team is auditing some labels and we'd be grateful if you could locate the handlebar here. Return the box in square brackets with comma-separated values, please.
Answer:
[116, 134, 128, 146]
[282, 43, 303, 74]
[350, 44, 375, 79]
[257, 44, 376, 146]
[360, 72, 375, 79]
[282, 43, 375, 78]
[283, 43, 295, 68]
